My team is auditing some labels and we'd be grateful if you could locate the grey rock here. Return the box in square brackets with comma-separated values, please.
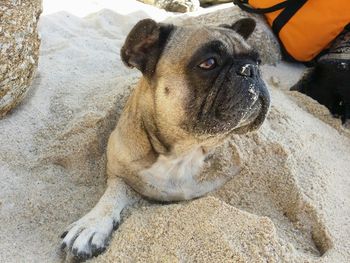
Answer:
[200, 0, 232, 7]
[138, 0, 200, 12]
[270, 76, 280, 86]
[166, 6, 281, 64]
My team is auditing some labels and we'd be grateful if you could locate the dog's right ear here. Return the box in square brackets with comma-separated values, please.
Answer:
[220, 18, 256, 40]
[121, 19, 174, 77]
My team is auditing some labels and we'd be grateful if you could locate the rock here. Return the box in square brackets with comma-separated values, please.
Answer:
[0, 0, 42, 117]
[138, 0, 200, 12]
[200, 0, 232, 7]
[95, 197, 289, 262]
[344, 120, 350, 129]
[270, 76, 280, 86]
[166, 6, 281, 64]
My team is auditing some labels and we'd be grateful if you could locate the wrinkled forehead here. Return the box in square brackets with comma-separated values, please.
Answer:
[158, 25, 250, 70]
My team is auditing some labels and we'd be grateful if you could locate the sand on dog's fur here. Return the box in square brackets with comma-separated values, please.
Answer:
[0, 1, 350, 262]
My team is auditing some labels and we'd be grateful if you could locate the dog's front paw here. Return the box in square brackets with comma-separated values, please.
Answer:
[61, 214, 119, 260]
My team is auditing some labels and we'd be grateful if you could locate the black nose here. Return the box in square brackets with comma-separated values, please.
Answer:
[237, 64, 253, 77]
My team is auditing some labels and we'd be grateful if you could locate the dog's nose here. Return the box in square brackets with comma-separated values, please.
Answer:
[237, 64, 253, 77]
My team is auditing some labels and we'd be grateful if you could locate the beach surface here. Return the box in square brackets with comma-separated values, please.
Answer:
[0, 1, 349, 262]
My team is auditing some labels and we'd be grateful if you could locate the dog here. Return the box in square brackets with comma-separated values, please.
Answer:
[60, 17, 270, 260]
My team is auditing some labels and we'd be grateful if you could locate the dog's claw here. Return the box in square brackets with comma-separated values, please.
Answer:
[61, 242, 67, 250]
[91, 244, 106, 256]
[112, 220, 120, 230]
[73, 248, 91, 260]
[60, 231, 68, 239]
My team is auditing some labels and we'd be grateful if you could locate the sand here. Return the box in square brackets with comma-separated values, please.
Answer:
[0, 1, 350, 262]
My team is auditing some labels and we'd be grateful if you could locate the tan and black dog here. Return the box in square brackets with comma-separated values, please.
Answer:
[60, 17, 270, 260]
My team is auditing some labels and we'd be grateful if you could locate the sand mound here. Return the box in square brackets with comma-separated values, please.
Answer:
[96, 197, 288, 262]
[97, 85, 350, 263]
[0, 1, 349, 262]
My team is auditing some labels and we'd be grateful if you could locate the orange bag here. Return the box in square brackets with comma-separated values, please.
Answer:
[234, 0, 350, 62]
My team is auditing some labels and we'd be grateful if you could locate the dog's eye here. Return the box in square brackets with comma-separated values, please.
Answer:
[198, 58, 216, 70]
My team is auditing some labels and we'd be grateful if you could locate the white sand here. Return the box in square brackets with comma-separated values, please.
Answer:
[0, 1, 350, 262]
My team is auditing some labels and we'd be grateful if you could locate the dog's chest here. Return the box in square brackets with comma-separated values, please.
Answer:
[139, 147, 207, 199]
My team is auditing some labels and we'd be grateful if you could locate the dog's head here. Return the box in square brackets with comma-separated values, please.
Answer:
[121, 18, 270, 141]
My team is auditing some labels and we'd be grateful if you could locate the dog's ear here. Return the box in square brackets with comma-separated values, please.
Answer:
[222, 18, 256, 40]
[121, 19, 174, 77]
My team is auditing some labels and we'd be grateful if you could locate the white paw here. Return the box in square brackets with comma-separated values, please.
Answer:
[61, 214, 119, 260]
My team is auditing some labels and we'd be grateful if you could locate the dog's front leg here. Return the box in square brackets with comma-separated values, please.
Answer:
[61, 177, 139, 259]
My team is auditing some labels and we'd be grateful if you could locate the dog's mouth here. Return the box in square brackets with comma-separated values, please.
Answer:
[188, 94, 270, 142]
[231, 95, 270, 134]
[238, 99, 262, 126]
